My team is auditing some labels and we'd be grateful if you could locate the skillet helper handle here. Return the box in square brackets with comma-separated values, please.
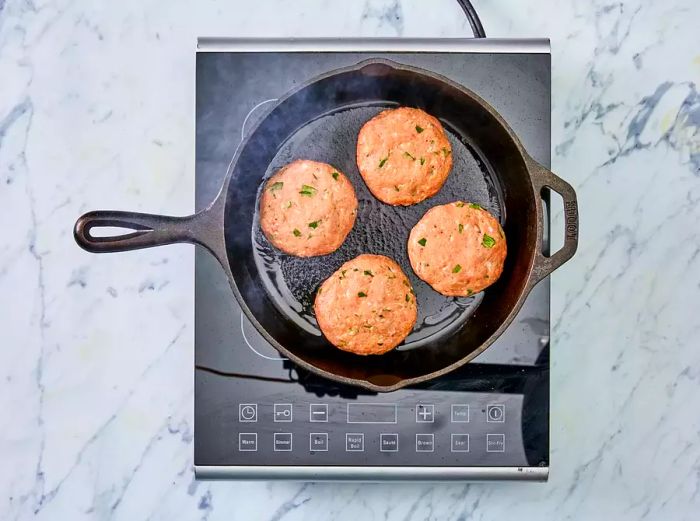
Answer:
[74, 210, 201, 253]
[528, 159, 579, 284]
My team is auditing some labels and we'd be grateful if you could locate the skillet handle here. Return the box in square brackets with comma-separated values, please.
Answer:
[73, 198, 228, 263]
[74, 210, 203, 253]
[527, 158, 579, 285]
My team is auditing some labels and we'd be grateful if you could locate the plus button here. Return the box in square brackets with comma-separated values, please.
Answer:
[415, 404, 435, 423]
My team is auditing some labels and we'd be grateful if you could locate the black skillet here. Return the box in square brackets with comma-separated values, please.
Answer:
[74, 1, 579, 392]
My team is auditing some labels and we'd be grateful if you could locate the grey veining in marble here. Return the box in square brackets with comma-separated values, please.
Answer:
[0, 0, 699, 519]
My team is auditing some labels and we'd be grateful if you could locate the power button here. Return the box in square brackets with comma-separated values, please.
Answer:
[486, 404, 505, 423]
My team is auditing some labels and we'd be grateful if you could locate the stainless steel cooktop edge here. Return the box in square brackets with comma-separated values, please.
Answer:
[196, 37, 550, 54]
[195, 465, 548, 481]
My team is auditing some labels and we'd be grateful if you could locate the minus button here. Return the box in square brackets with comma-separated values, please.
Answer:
[309, 403, 328, 422]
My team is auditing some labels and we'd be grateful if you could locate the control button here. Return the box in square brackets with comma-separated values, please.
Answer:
[487, 433, 505, 452]
[415, 404, 434, 423]
[380, 433, 399, 452]
[415, 433, 434, 452]
[451, 433, 470, 452]
[345, 433, 364, 452]
[486, 404, 505, 423]
[451, 404, 470, 423]
[273, 432, 293, 451]
[309, 432, 328, 451]
[238, 432, 257, 451]
[274, 403, 293, 422]
[239, 403, 257, 422]
[309, 403, 328, 422]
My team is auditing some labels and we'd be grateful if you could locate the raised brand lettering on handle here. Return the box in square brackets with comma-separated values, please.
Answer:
[565, 200, 579, 239]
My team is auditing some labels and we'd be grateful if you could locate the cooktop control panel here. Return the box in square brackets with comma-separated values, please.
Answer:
[195, 352, 548, 467]
[196, 388, 527, 467]
[239, 395, 516, 465]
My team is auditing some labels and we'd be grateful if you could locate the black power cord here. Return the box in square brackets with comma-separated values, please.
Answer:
[456, 0, 486, 38]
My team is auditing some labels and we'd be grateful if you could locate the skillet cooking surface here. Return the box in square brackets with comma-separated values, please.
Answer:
[252, 102, 504, 351]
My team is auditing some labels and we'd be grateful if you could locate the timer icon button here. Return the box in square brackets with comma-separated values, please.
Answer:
[239, 403, 258, 422]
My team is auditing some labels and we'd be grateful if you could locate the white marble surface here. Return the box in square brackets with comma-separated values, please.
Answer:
[1, 0, 699, 519]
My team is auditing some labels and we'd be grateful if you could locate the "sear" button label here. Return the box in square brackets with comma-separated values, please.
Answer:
[451, 433, 470, 452]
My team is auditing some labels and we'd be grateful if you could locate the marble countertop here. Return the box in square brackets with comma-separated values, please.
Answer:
[1, 0, 699, 519]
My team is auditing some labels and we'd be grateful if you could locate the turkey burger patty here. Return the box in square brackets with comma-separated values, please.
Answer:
[259, 159, 358, 257]
[356, 107, 452, 206]
[408, 201, 507, 296]
[314, 254, 417, 355]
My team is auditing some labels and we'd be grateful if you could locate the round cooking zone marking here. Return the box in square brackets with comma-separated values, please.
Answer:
[240, 314, 287, 361]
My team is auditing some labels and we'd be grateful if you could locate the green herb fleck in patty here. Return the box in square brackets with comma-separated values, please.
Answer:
[299, 184, 317, 196]
[482, 234, 496, 248]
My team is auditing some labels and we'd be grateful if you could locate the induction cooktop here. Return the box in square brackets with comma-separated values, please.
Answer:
[194, 38, 551, 481]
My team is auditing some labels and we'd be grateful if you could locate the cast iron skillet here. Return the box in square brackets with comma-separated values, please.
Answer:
[74, 59, 579, 392]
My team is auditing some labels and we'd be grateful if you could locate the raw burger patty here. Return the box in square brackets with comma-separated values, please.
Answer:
[356, 107, 452, 205]
[259, 160, 358, 257]
[314, 254, 417, 355]
[408, 201, 507, 296]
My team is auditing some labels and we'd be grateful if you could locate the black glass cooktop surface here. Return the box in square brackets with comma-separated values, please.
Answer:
[194, 40, 551, 478]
